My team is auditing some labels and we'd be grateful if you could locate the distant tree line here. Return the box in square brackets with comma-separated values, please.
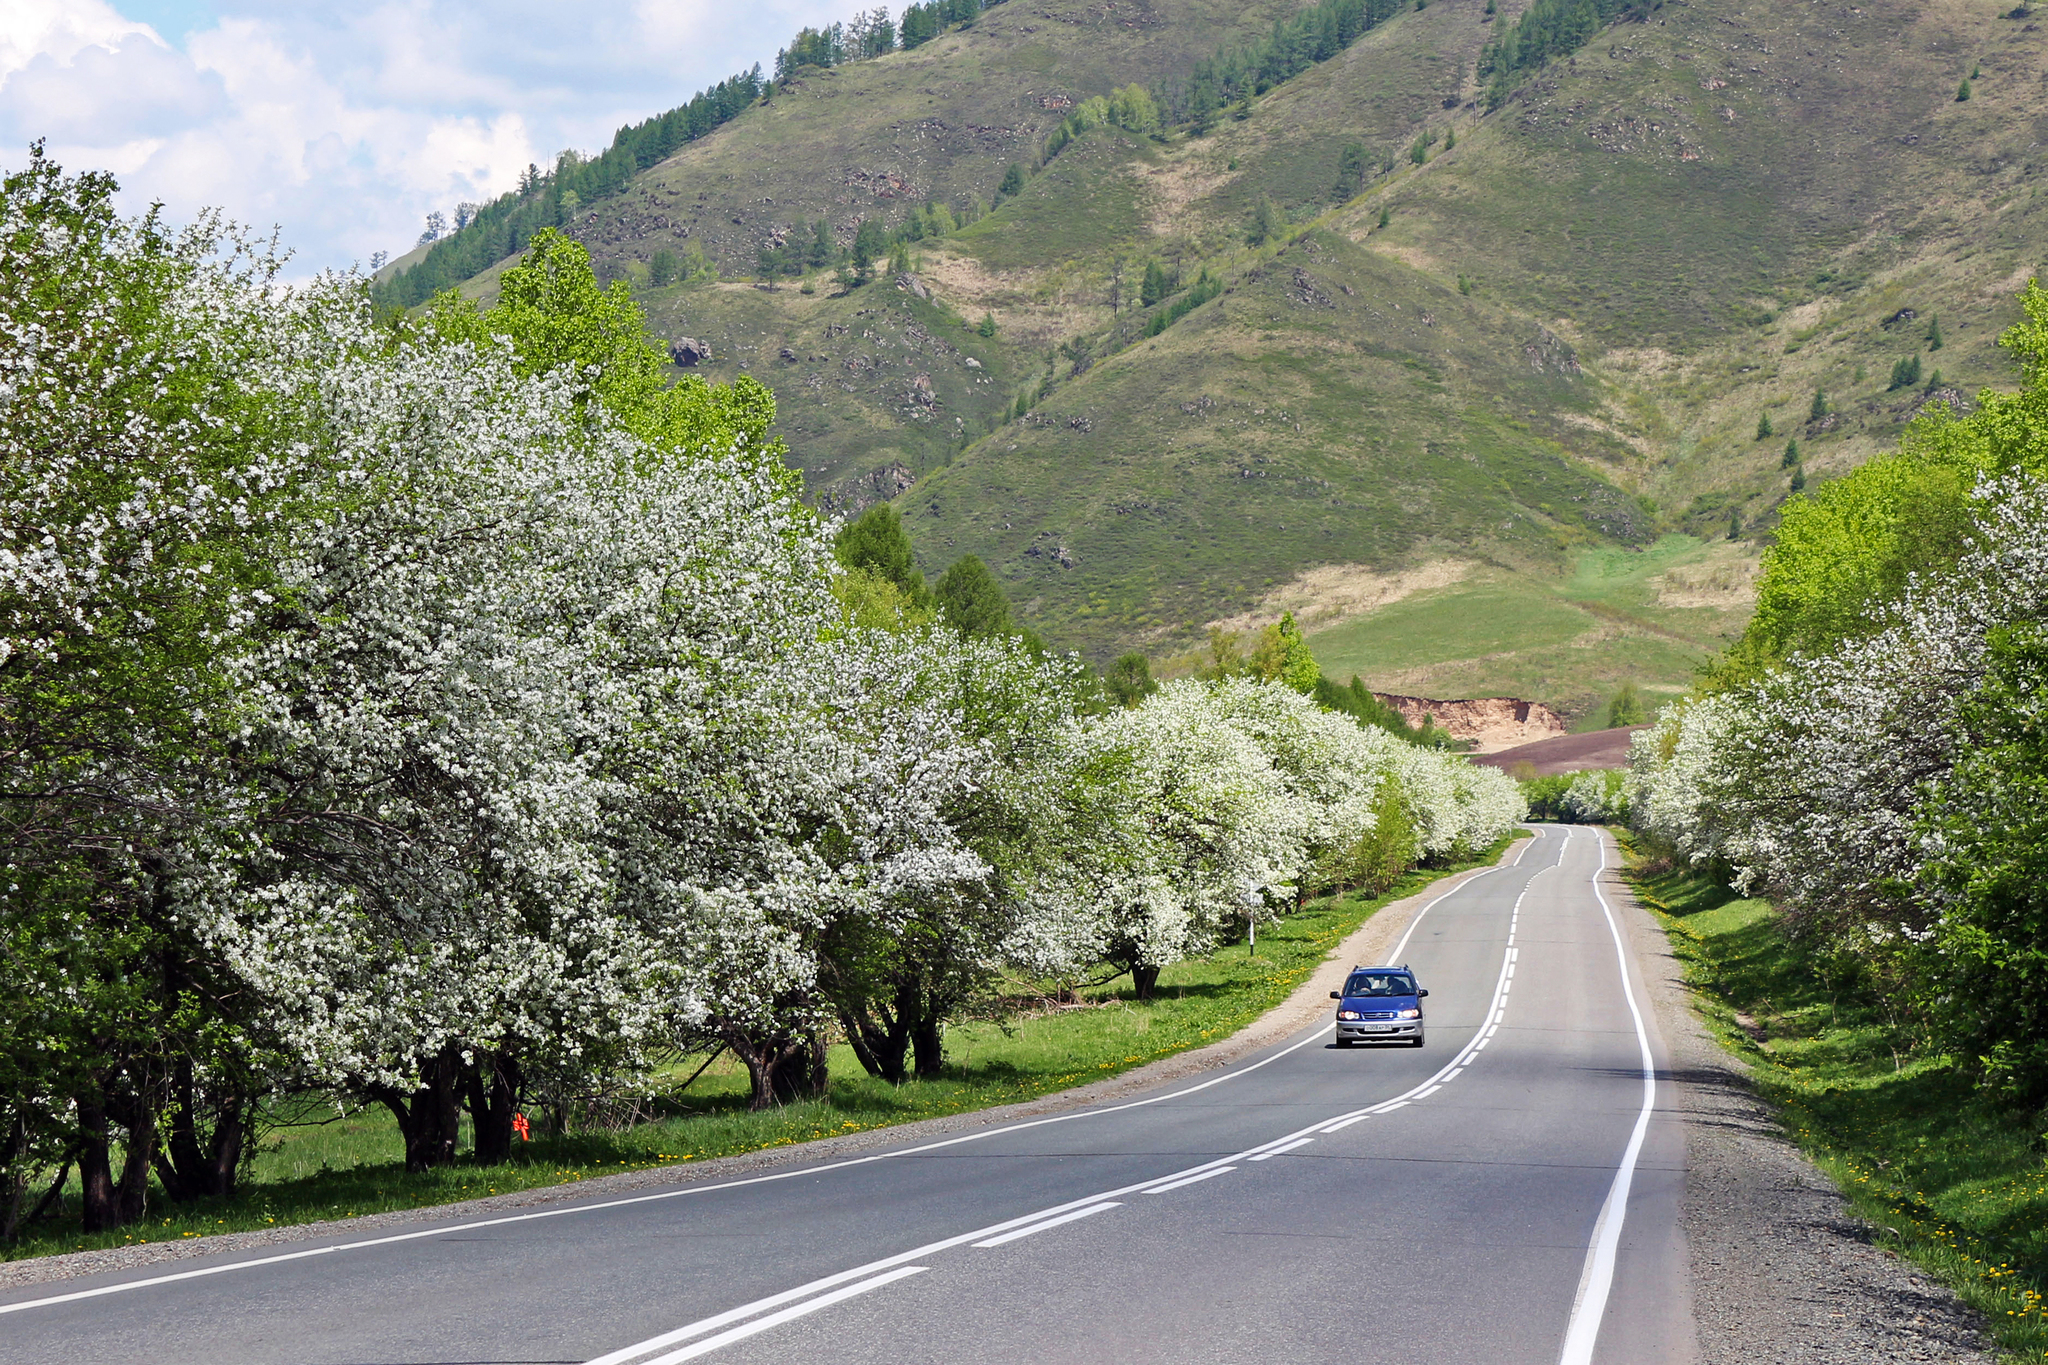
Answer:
[1156, 0, 1406, 132]
[374, 67, 764, 309]
[1481, 0, 1666, 107]
[777, 0, 1003, 77]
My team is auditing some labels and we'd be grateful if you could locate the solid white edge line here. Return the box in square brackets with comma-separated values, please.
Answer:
[1143, 1166, 1237, 1194]
[1556, 828, 1659, 1365]
[632, 1266, 930, 1365]
[972, 1202, 1122, 1248]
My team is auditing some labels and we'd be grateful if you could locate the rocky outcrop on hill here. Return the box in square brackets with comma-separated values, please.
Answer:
[1373, 693, 1568, 753]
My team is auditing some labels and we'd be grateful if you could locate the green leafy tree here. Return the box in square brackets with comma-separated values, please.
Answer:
[1604, 682, 1647, 728]
[935, 554, 1017, 637]
[1250, 611, 1320, 694]
[1104, 652, 1159, 707]
[1919, 621, 2048, 1102]
[834, 503, 930, 605]
[1756, 412, 1774, 440]
[997, 163, 1026, 198]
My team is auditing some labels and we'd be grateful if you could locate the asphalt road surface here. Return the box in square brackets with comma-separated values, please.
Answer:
[0, 825, 1689, 1365]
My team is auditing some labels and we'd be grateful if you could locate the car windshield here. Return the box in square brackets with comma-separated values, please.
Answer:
[1343, 973, 1416, 998]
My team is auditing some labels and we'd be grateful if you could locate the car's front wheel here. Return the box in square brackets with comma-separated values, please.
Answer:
[1411, 1031, 1425, 1048]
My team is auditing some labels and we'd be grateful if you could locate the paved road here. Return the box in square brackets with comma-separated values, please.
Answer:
[0, 825, 1689, 1365]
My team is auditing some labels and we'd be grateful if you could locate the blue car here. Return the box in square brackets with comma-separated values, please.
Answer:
[1329, 965, 1428, 1047]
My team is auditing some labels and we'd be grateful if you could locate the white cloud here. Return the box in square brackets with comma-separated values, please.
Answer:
[0, 2, 853, 273]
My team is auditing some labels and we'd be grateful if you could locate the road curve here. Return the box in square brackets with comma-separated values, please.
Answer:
[0, 825, 1691, 1365]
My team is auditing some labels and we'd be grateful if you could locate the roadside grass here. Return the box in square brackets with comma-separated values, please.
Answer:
[1624, 841, 2048, 1360]
[3, 840, 1517, 1263]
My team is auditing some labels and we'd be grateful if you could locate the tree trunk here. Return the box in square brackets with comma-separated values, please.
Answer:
[0, 1115, 25, 1245]
[114, 1106, 154, 1226]
[465, 1053, 522, 1166]
[76, 1101, 119, 1234]
[837, 1006, 910, 1086]
[157, 1057, 245, 1202]
[370, 1050, 464, 1172]
[1131, 963, 1161, 1001]
[910, 995, 945, 1081]
[728, 1028, 830, 1110]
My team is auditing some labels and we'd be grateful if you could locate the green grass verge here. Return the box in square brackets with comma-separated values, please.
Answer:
[1624, 840, 2048, 1360]
[4, 839, 1518, 1263]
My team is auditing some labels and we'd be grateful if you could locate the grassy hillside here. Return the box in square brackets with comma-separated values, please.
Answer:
[437, 0, 2045, 707]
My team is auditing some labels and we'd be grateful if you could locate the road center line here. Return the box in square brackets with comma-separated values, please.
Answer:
[1556, 829, 1660, 1365]
[972, 1202, 1122, 1247]
[629, 1266, 930, 1365]
[1143, 1166, 1236, 1193]
[1247, 1138, 1315, 1161]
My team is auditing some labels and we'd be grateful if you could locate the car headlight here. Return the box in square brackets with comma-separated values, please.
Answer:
[1398, 1008, 1421, 1019]
[1336, 1010, 1360, 1021]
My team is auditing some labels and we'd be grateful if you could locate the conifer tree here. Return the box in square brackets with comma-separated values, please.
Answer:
[1248, 197, 1279, 246]
[835, 504, 931, 605]
[935, 555, 1016, 637]
[1809, 388, 1829, 421]
[997, 163, 1026, 198]
[1927, 313, 1944, 351]
[1783, 438, 1801, 468]
[1756, 412, 1774, 440]
[1141, 259, 1170, 308]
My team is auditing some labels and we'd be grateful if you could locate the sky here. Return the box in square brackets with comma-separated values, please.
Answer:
[1, 0, 848, 274]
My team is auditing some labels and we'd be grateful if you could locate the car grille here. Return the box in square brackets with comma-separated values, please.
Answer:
[1364, 1011, 1400, 1020]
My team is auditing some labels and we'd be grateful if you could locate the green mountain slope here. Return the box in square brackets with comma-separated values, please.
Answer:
[437, 0, 2045, 713]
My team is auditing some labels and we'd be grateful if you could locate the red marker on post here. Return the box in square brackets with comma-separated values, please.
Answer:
[512, 1112, 531, 1142]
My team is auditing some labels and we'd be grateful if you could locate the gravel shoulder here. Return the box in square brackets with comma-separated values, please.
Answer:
[1605, 832, 1999, 1365]
[0, 846, 1522, 1291]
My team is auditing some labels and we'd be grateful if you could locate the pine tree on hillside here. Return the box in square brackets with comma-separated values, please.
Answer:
[935, 555, 1016, 637]
[1105, 653, 1159, 707]
[851, 218, 888, 281]
[997, 163, 1026, 198]
[1141, 259, 1170, 308]
[835, 504, 931, 605]
[1783, 438, 1801, 467]
[1809, 388, 1830, 421]
[1756, 412, 1774, 440]
[1248, 197, 1279, 246]
[1928, 313, 1945, 350]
